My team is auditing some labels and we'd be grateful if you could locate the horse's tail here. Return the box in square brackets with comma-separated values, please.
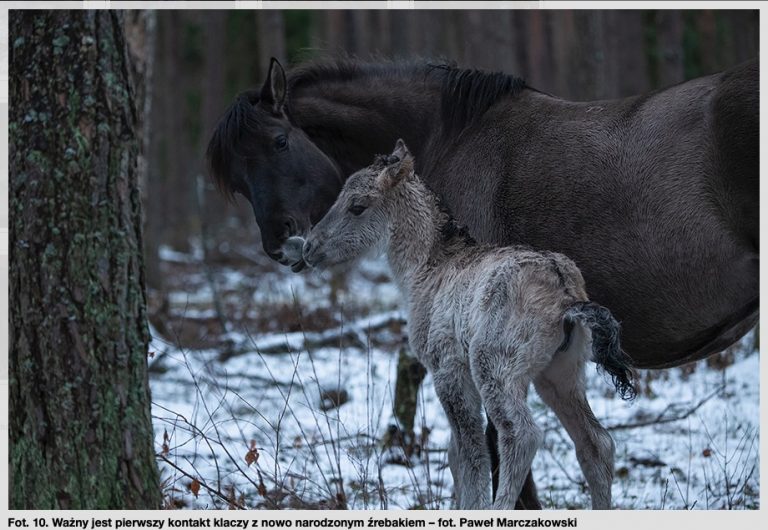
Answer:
[564, 301, 637, 401]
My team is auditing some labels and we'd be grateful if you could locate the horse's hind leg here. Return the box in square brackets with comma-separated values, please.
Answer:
[471, 347, 542, 510]
[533, 329, 615, 509]
[433, 358, 492, 509]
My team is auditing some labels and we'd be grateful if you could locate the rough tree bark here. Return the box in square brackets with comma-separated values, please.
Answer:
[9, 10, 160, 509]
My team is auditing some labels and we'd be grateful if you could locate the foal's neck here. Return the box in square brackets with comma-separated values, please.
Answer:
[288, 74, 441, 176]
[386, 177, 466, 290]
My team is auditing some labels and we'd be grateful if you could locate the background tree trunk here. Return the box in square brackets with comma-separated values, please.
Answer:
[9, 10, 160, 509]
[655, 11, 685, 86]
[258, 10, 287, 66]
[124, 11, 163, 292]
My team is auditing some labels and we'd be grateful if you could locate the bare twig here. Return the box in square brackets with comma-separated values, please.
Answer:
[158, 454, 244, 509]
[195, 172, 230, 337]
[607, 384, 725, 431]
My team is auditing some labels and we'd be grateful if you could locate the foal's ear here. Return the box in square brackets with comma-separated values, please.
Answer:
[260, 57, 287, 114]
[378, 139, 414, 190]
[392, 138, 410, 161]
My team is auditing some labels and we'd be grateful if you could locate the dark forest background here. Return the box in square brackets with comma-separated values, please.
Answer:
[143, 9, 759, 294]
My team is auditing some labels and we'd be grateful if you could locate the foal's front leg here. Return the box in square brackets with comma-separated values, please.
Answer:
[471, 346, 542, 510]
[432, 358, 492, 509]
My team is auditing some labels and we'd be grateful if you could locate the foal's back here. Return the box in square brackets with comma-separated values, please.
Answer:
[412, 244, 589, 369]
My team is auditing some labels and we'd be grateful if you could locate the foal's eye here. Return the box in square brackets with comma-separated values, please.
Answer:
[349, 205, 367, 216]
[274, 135, 288, 151]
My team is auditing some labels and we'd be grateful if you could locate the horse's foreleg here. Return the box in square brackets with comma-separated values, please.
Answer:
[488, 416, 542, 509]
[517, 469, 542, 509]
[387, 346, 428, 455]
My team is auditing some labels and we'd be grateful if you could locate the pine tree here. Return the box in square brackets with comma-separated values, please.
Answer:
[9, 10, 160, 509]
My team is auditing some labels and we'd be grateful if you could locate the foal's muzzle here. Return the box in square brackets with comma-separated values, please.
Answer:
[302, 238, 325, 269]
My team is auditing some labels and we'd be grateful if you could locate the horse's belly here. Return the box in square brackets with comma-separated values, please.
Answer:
[540, 227, 758, 369]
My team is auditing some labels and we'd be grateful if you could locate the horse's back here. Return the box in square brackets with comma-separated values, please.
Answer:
[429, 62, 758, 368]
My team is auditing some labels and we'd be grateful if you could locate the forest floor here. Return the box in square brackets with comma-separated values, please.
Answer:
[147, 234, 760, 511]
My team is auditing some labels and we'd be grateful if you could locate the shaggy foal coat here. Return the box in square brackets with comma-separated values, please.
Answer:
[303, 140, 635, 510]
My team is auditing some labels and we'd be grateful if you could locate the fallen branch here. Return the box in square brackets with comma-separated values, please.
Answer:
[607, 384, 725, 431]
[218, 311, 406, 361]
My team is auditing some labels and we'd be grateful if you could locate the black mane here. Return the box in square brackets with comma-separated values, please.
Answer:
[207, 58, 528, 194]
[430, 65, 527, 134]
[206, 90, 261, 198]
[288, 58, 527, 134]
[287, 57, 431, 94]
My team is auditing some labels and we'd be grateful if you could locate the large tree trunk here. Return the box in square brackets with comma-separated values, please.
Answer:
[9, 10, 160, 509]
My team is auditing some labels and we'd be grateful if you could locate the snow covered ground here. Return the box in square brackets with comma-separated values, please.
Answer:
[148, 243, 759, 510]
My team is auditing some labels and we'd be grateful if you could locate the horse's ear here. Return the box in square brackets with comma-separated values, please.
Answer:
[378, 139, 414, 190]
[260, 57, 287, 114]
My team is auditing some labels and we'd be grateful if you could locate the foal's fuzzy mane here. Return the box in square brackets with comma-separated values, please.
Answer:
[434, 193, 477, 248]
[367, 145, 477, 249]
[371, 153, 400, 170]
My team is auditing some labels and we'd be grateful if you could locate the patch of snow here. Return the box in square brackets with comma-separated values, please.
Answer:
[149, 253, 759, 510]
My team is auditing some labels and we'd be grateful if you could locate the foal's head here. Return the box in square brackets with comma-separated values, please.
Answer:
[303, 139, 414, 269]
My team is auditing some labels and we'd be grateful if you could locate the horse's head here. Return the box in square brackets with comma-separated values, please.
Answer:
[206, 58, 343, 270]
[303, 140, 414, 270]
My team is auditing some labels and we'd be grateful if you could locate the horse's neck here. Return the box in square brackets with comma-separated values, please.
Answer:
[386, 178, 447, 290]
[289, 78, 441, 176]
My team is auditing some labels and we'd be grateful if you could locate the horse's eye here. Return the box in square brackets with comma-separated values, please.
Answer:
[274, 135, 288, 151]
[349, 205, 367, 216]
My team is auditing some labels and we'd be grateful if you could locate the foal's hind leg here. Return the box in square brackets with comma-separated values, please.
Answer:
[471, 347, 542, 510]
[533, 334, 615, 509]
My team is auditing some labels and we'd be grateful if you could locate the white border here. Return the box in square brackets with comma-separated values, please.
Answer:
[0, 1, 764, 526]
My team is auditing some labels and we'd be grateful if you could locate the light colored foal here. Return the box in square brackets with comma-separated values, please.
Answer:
[303, 140, 635, 509]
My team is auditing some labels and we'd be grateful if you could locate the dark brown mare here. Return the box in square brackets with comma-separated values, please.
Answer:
[207, 57, 759, 508]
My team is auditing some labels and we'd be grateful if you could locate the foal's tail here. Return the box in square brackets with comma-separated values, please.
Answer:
[563, 301, 637, 401]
